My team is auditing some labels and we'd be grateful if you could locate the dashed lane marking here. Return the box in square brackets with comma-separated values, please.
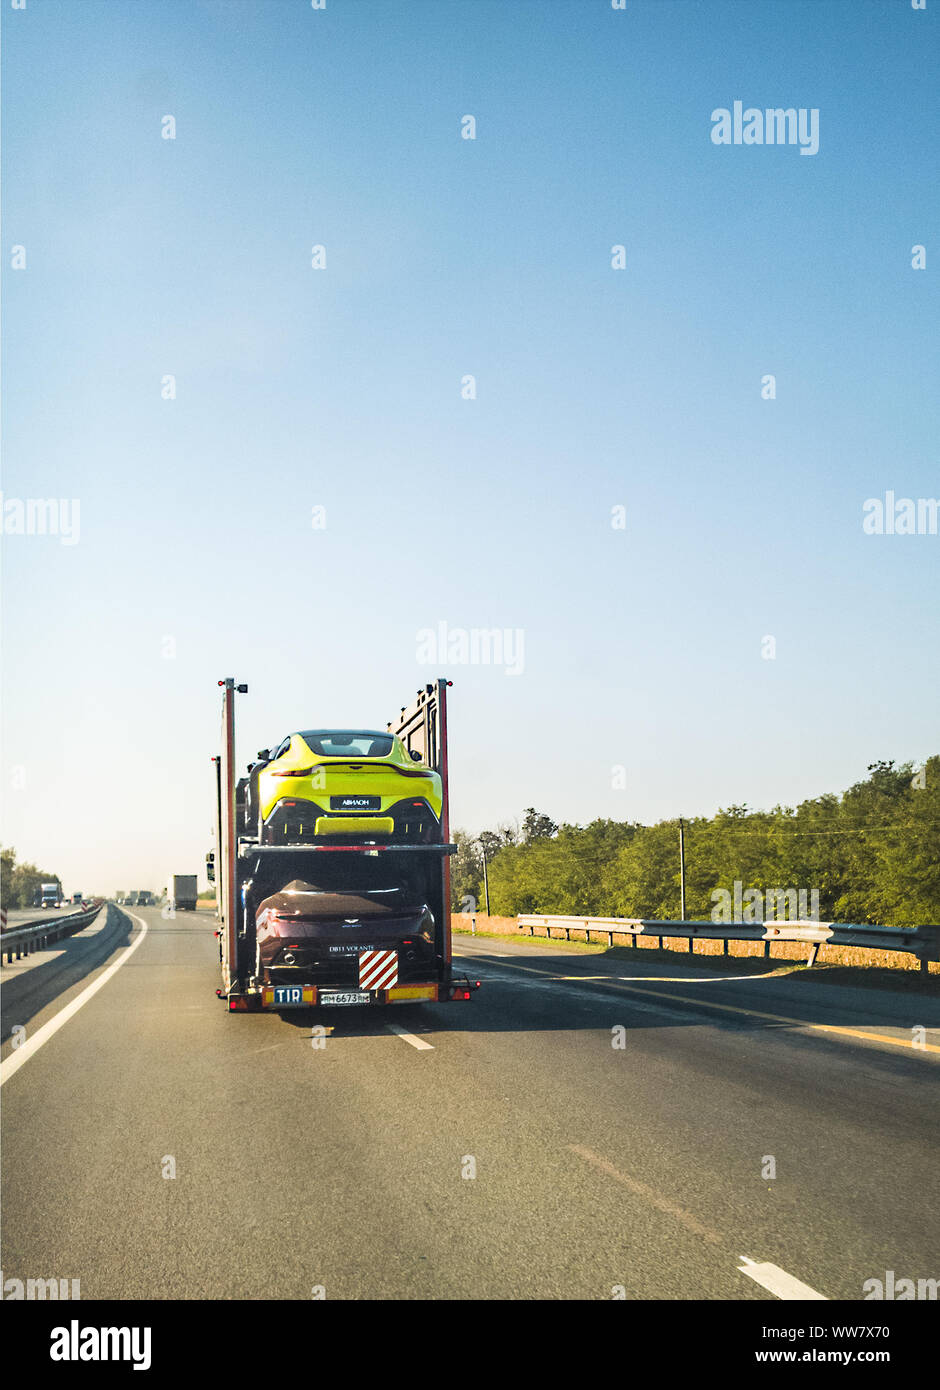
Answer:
[386, 1023, 434, 1051]
[738, 1256, 828, 1300]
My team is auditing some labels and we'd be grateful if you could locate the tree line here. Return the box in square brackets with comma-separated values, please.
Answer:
[451, 758, 940, 927]
[1, 846, 62, 910]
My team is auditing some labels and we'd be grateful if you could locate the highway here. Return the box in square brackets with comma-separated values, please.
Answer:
[1, 905, 937, 1301]
[3, 907, 82, 929]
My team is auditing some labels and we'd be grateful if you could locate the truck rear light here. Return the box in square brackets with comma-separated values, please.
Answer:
[449, 980, 480, 1000]
[228, 997, 252, 1011]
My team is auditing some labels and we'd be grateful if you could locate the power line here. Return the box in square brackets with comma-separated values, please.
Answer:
[688, 824, 927, 837]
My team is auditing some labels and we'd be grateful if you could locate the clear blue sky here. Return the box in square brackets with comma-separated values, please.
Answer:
[2, 0, 937, 895]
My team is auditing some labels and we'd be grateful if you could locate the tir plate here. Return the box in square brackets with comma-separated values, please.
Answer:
[318, 990, 372, 1006]
[267, 985, 316, 1007]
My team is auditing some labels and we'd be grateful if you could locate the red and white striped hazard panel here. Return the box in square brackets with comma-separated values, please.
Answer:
[359, 949, 399, 991]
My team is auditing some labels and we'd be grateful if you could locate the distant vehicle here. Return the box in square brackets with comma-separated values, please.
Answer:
[167, 874, 198, 911]
[40, 882, 61, 910]
[250, 729, 443, 845]
[71, 892, 83, 904]
[136, 891, 155, 907]
[126, 892, 140, 907]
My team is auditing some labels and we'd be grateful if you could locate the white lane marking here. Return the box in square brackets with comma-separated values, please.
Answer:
[454, 944, 783, 984]
[472, 971, 695, 1023]
[738, 1256, 828, 1300]
[0, 912, 149, 1086]
[468, 956, 932, 1054]
[385, 1023, 434, 1051]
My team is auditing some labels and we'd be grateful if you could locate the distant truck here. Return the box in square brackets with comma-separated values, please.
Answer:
[71, 892, 84, 904]
[137, 891, 155, 907]
[126, 891, 140, 907]
[167, 874, 198, 911]
[40, 882, 62, 909]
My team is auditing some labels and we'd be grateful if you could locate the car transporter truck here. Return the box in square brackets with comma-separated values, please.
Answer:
[208, 676, 479, 1013]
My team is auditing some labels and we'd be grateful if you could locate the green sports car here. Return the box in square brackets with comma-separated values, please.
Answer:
[248, 729, 443, 844]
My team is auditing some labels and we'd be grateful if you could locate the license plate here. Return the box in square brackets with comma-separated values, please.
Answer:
[318, 990, 372, 1007]
[271, 986, 312, 1007]
[330, 795, 381, 811]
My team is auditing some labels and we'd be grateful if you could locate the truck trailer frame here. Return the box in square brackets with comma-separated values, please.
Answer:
[210, 677, 478, 1013]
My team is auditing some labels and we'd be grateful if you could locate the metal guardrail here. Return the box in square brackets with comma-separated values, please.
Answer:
[1, 903, 104, 964]
[516, 915, 940, 973]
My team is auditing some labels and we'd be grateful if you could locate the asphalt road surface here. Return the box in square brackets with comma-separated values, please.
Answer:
[3, 906, 85, 929]
[2, 905, 937, 1300]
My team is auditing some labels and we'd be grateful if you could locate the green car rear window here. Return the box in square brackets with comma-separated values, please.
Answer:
[298, 731, 395, 758]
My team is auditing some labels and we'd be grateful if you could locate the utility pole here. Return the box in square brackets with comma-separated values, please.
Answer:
[678, 817, 687, 920]
[480, 841, 491, 916]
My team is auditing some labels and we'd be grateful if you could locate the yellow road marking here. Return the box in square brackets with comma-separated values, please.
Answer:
[569, 1144, 723, 1245]
[481, 958, 939, 1055]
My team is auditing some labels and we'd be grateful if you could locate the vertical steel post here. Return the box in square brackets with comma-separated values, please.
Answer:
[219, 679, 239, 994]
[679, 817, 687, 920]
[437, 678, 452, 973]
